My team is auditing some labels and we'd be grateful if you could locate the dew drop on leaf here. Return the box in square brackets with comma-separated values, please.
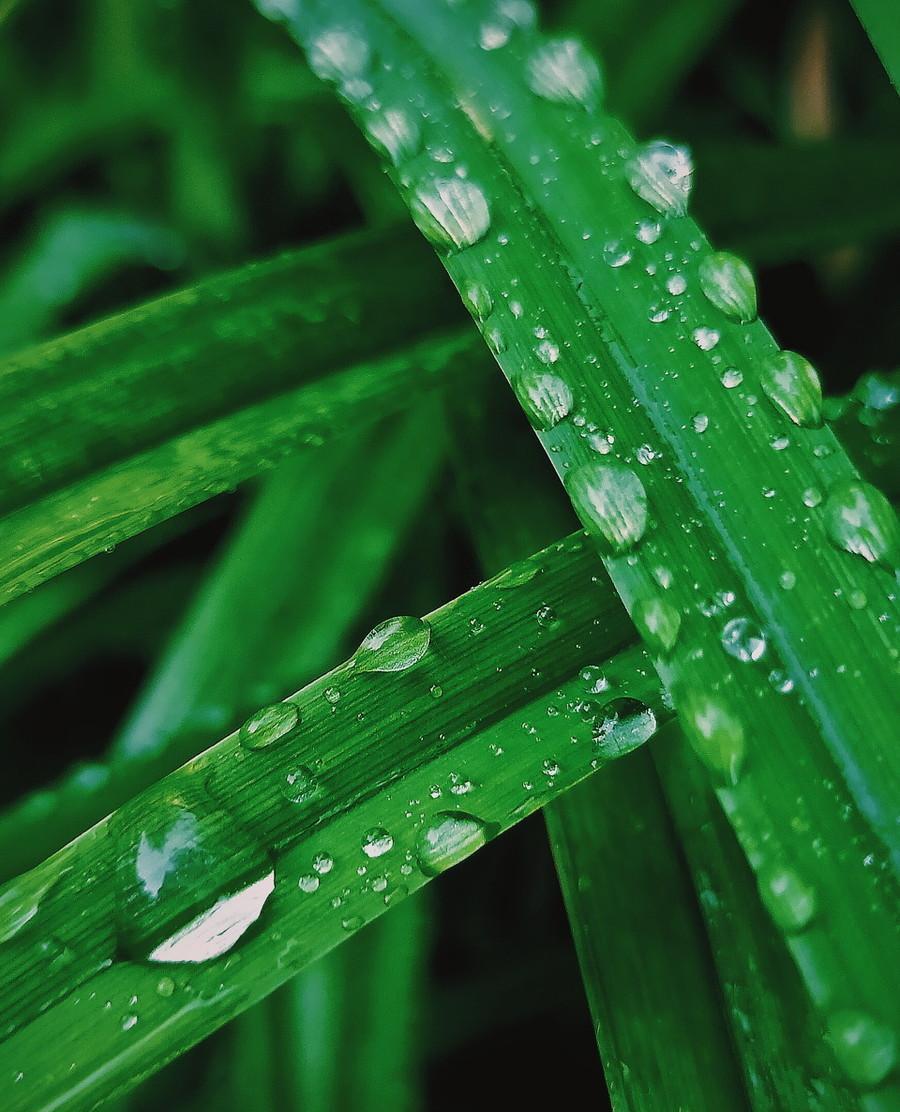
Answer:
[307, 27, 371, 85]
[514, 368, 573, 430]
[760, 351, 823, 428]
[565, 462, 649, 553]
[525, 38, 602, 109]
[823, 480, 900, 570]
[592, 698, 658, 759]
[827, 1011, 897, 1088]
[364, 107, 421, 166]
[415, 812, 489, 876]
[721, 617, 767, 662]
[355, 615, 431, 673]
[409, 177, 491, 251]
[632, 595, 681, 653]
[757, 864, 816, 932]
[462, 280, 494, 322]
[239, 702, 299, 751]
[678, 690, 746, 786]
[698, 252, 757, 322]
[361, 828, 394, 858]
[625, 140, 693, 216]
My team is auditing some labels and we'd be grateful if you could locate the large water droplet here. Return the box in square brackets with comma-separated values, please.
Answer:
[565, 462, 648, 553]
[698, 252, 757, 322]
[592, 698, 658, 759]
[114, 785, 272, 963]
[632, 595, 681, 653]
[416, 812, 489, 876]
[239, 702, 299, 751]
[361, 828, 394, 858]
[827, 1011, 897, 1088]
[0, 852, 71, 943]
[514, 369, 573, 430]
[410, 177, 491, 251]
[760, 351, 823, 427]
[355, 616, 431, 673]
[307, 27, 371, 85]
[625, 141, 693, 216]
[823, 480, 899, 569]
[757, 864, 816, 932]
[526, 38, 602, 109]
[721, 617, 767, 662]
[364, 107, 421, 166]
[679, 691, 746, 785]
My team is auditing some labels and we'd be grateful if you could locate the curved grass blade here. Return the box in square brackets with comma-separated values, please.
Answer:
[849, 0, 900, 90]
[269, 4, 900, 1094]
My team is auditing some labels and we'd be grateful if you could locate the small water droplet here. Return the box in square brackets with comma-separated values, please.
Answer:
[721, 617, 767, 662]
[364, 107, 421, 166]
[514, 369, 573, 430]
[760, 351, 823, 427]
[361, 828, 394, 858]
[462, 280, 493, 322]
[679, 691, 746, 785]
[239, 702, 299, 751]
[802, 487, 822, 509]
[565, 462, 649, 553]
[282, 766, 319, 805]
[626, 140, 693, 216]
[493, 558, 539, 589]
[410, 177, 491, 251]
[636, 219, 662, 244]
[666, 273, 687, 295]
[721, 367, 743, 389]
[0, 853, 71, 943]
[534, 337, 561, 364]
[307, 27, 371, 85]
[692, 413, 709, 434]
[312, 852, 334, 876]
[593, 698, 658, 759]
[698, 252, 757, 322]
[827, 1010, 897, 1088]
[156, 976, 175, 998]
[298, 874, 320, 894]
[526, 38, 602, 109]
[355, 616, 431, 672]
[121, 1013, 138, 1032]
[479, 20, 511, 50]
[324, 686, 341, 705]
[823, 480, 899, 569]
[602, 239, 632, 267]
[535, 604, 560, 629]
[757, 865, 816, 932]
[692, 327, 720, 351]
[632, 595, 681, 653]
[416, 812, 489, 876]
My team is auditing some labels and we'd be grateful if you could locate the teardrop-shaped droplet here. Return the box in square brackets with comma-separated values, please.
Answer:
[410, 177, 491, 251]
[307, 27, 371, 85]
[698, 252, 757, 322]
[355, 615, 431, 673]
[113, 785, 272, 963]
[760, 351, 823, 427]
[364, 107, 421, 166]
[462, 280, 493, 322]
[678, 690, 746, 786]
[361, 827, 394, 858]
[592, 698, 658, 759]
[632, 595, 681, 653]
[827, 1011, 897, 1088]
[239, 702, 299, 751]
[526, 38, 602, 109]
[416, 812, 489, 876]
[0, 851, 72, 944]
[823, 479, 900, 569]
[492, 557, 540, 589]
[721, 617, 767, 662]
[514, 369, 573, 431]
[565, 462, 649, 553]
[757, 865, 816, 933]
[625, 141, 693, 216]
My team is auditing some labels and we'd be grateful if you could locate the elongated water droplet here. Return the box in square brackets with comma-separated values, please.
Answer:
[514, 369, 573, 430]
[679, 691, 746, 785]
[410, 177, 491, 251]
[364, 107, 421, 166]
[0, 852, 71, 943]
[416, 812, 488, 876]
[698, 252, 757, 322]
[757, 865, 816, 932]
[625, 141, 693, 216]
[565, 462, 648, 553]
[355, 616, 431, 673]
[307, 27, 370, 85]
[827, 1011, 897, 1088]
[239, 702, 299, 751]
[823, 480, 900, 569]
[282, 765, 320, 805]
[462, 280, 493, 322]
[632, 595, 681, 653]
[361, 828, 394, 858]
[760, 351, 823, 427]
[721, 617, 766, 662]
[493, 558, 540, 589]
[593, 698, 658, 759]
[526, 38, 602, 109]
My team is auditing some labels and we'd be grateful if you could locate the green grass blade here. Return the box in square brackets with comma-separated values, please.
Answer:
[0, 533, 669, 1109]
[849, 0, 900, 90]
[269, 5, 900, 1095]
[827, 370, 899, 503]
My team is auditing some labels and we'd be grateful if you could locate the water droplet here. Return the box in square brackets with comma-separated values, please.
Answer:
[692, 327, 720, 351]
[802, 487, 822, 509]
[410, 177, 491, 251]
[698, 252, 757, 322]
[632, 595, 681, 653]
[341, 915, 364, 933]
[721, 617, 767, 662]
[282, 766, 319, 805]
[666, 273, 687, 295]
[823, 480, 899, 569]
[526, 38, 602, 109]
[565, 462, 649, 553]
[298, 873, 320, 893]
[307, 27, 371, 85]
[692, 413, 709, 433]
[156, 976, 175, 998]
[534, 336, 561, 365]
[827, 1011, 897, 1088]
[636, 219, 662, 244]
[361, 828, 394, 858]
[0, 853, 71, 943]
[535, 604, 560, 629]
[679, 691, 745, 785]
[113, 786, 273, 963]
[324, 686, 341, 705]
[768, 668, 795, 694]
[760, 351, 823, 427]
[462, 280, 493, 322]
[757, 865, 816, 932]
[593, 698, 658, 759]
[721, 367, 743, 389]
[493, 558, 539, 589]
[355, 615, 431, 672]
[514, 369, 573, 430]
[602, 239, 632, 267]
[626, 141, 693, 216]
[312, 851, 334, 876]
[416, 812, 489, 876]
[479, 21, 511, 50]
[239, 702, 299, 751]
[364, 107, 421, 166]
[121, 1013, 138, 1032]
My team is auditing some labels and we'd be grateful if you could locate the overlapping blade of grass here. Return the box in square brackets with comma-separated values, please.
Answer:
[449, 378, 748, 1110]
[271, 3, 900, 1095]
[0, 532, 669, 1110]
[850, 0, 900, 89]
[0, 225, 473, 606]
[828, 370, 899, 502]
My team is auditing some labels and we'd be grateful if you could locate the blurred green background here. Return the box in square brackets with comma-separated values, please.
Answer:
[0, 0, 897, 1108]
